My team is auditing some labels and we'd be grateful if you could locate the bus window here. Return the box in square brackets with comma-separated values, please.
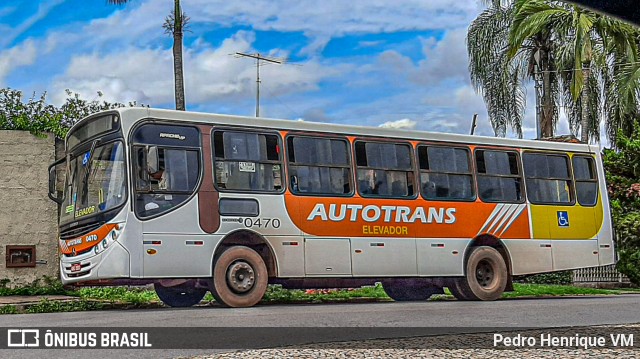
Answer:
[572, 156, 598, 206]
[475, 150, 523, 203]
[134, 146, 200, 217]
[523, 153, 573, 205]
[213, 131, 283, 192]
[355, 141, 414, 198]
[418, 145, 474, 201]
[287, 136, 351, 195]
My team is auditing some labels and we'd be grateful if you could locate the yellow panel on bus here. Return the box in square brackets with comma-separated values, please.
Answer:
[530, 200, 603, 240]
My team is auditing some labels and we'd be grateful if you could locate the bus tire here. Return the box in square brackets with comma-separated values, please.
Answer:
[382, 279, 443, 301]
[456, 246, 507, 301]
[447, 280, 473, 301]
[209, 246, 268, 308]
[154, 282, 207, 307]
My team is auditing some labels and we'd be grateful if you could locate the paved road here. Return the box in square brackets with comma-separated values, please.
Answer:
[1, 294, 640, 358]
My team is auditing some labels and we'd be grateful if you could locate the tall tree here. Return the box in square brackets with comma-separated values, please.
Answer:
[510, 0, 639, 143]
[470, 0, 640, 143]
[107, 0, 187, 111]
[467, 0, 557, 138]
[163, 0, 188, 111]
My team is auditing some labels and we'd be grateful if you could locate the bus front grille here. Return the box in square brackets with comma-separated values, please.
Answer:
[60, 222, 104, 240]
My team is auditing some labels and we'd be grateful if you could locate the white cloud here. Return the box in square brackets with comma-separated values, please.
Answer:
[0, 40, 37, 86]
[2, 0, 492, 133]
[50, 30, 342, 110]
[184, 0, 482, 37]
[52, 0, 482, 56]
[378, 118, 417, 129]
[419, 28, 471, 83]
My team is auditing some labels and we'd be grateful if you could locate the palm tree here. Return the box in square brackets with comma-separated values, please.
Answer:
[467, 1, 521, 138]
[509, 0, 639, 143]
[107, 0, 187, 111]
[470, 0, 640, 143]
[467, 0, 556, 139]
[162, 0, 188, 111]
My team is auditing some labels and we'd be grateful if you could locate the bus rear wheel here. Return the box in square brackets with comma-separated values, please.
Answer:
[209, 246, 268, 308]
[382, 279, 443, 301]
[454, 246, 507, 301]
[154, 281, 207, 307]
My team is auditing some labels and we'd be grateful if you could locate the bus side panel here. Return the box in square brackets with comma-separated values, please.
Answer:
[267, 235, 305, 277]
[550, 240, 600, 270]
[219, 193, 305, 278]
[503, 239, 553, 275]
[595, 151, 616, 266]
[416, 238, 468, 276]
[351, 237, 416, 276]
[141, 197, 214, 277]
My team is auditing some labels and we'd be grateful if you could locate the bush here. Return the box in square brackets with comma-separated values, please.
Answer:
[0, 88, 138, 138]
[516, 271, 573, 285]
[604, 123, 640, 285]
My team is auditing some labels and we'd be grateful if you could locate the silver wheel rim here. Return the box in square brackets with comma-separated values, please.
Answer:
[476, 259, 495, 288]
[226, 261, 255, 293]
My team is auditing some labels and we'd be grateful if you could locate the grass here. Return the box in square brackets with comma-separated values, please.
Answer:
[74, 286, 159, 304]
[503, 283, 640, 298]
[0, 281, 638, 314]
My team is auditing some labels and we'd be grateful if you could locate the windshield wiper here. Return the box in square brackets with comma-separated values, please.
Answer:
[79, 139, 100, 207]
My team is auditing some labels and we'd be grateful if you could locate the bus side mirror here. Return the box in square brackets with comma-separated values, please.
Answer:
[48, 158, 65, 205]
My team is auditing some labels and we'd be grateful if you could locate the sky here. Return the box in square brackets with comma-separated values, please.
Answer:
[0, 0, 574, 140]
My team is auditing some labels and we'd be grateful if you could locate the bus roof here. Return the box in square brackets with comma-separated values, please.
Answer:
[105, 107, 595, 153]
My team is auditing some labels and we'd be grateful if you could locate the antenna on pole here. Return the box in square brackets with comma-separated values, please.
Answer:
[234, 52, 286, 117]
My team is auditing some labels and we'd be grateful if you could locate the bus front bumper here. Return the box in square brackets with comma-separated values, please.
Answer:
[60, 241, 130, 284]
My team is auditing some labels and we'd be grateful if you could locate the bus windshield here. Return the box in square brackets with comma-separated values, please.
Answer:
[59, 141, 127, 225]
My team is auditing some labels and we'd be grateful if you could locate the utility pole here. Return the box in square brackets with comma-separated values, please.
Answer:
[235, 52, 285, 117]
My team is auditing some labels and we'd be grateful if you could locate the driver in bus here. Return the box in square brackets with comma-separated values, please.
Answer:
[144, 147, 170, 211]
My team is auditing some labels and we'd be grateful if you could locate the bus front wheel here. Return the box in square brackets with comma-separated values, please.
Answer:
[154, 281, 207, 307]
[209, 246, 268, 308]
[452, 246, 507, 301]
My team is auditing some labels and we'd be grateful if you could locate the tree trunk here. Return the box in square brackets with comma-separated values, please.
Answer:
[539, 46, 554, 138]
[580, 65, 591, 143]
[173, 0, 186, 111]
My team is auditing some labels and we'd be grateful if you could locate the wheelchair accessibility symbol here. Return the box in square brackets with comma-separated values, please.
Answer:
[557, 211, 569, 227]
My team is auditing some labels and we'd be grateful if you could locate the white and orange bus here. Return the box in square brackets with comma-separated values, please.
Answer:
[48, 108, 614, 307]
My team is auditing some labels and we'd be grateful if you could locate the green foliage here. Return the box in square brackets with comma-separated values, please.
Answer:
[469, 1, 640, 142]
[603, 123, 640, 285]
[76, 286, 159, 304]
[25, 298, 102, 314]
[0, 305, 18, 314]
[616, 249, 640, 284]
[516, 271, 573, 285]
[0, 277, 71, 296]
[503, 283, 622, 298]
[0, 88, 138, 138]
[261, 284, 390, 303]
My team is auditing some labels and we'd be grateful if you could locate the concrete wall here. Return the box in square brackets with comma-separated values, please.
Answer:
[0, 131, 58, 287]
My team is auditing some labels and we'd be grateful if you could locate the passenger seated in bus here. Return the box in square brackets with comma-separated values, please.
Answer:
[391, 180, 405, 196]
[359, 180, 372, 194]
[144, 149, 171, 211]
